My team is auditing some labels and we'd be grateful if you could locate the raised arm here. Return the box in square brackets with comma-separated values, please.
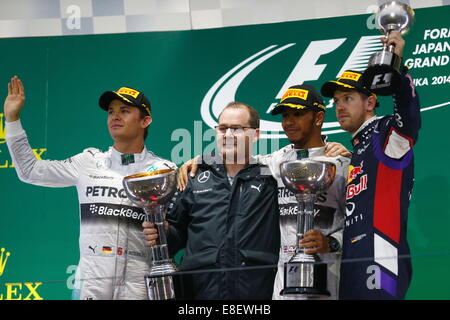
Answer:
[4, 76, 25, 122]
[5, 76, 81, 187]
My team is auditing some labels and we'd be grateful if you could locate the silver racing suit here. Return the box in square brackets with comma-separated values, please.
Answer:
[6, 120, 176, 300]
[256, 145, 349, 300]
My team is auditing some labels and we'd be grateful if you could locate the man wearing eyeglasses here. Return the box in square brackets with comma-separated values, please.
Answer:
[144, 102, 281, 299]
[175, 86, 350, 300]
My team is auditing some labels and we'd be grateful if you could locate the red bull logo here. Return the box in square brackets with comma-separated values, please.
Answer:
[346, 174, 368, 200]
[347, 162, 364, 184]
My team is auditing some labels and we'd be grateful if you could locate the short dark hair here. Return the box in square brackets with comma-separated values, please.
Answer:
[138, 108, 150, 140]
[219, 101, 260, 128]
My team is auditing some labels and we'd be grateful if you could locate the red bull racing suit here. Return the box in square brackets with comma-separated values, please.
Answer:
[339, 70, 421, 299]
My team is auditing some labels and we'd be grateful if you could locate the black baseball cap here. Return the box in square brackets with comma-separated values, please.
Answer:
[321, 70, 378, 103]
[271, 84, 326, 115]
[99, 87, 151, 116]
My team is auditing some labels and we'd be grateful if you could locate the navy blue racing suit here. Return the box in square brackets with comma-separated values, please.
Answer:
[339, 69, 421, 299]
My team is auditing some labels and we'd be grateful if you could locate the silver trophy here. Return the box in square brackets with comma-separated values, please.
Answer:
[279, 160, 336, 297]
[362, 1, 414, 95]
[123, 169, 178, 300]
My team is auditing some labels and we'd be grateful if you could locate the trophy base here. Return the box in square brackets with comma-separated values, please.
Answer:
[280, 255, 330, 298]
[280, 286, 330, 297]
[145, 274, 176, 300]
[145, 261, 180, 300]
[363, 51, 401, 96]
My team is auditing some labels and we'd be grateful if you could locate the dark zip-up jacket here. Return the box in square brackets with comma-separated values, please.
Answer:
[167, 157, 280, 300]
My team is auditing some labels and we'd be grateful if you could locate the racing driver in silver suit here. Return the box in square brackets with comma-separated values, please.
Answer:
[255, 84, 349, 300]
[4, 76, 176, 299]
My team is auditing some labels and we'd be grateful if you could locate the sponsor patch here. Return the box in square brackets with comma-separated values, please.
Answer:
[282, 245, 296, 254]
[197, 171, 211, 183]
[340, 71, 361, 81]
[346, 174, 368, 199]
[281, 88, 308, 102]
[193, 188, 213, 194]
[347, 161, 364, 184]
[80, 203, 146, 229]
[351, 233, 367, 243]
[102, 246, 113, 254]
[116, 87, 140, 98]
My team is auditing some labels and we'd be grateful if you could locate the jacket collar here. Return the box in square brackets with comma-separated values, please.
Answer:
[351, 116, 378, 147]
[287, 144, 327, 158]
[200, 153, 262, 180]
[351, 116, 377, 137]
[110, 146, 148, 165]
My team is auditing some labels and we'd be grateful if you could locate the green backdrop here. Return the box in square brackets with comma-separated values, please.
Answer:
[0, 6, 449, 299]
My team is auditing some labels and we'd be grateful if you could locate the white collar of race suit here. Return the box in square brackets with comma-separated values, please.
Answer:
[351, 116, 379, 138]
[109, 145, 148, 164]
[291, 144, 327, 157]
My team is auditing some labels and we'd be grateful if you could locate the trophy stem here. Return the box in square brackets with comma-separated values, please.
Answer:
[294, 194, 316, 257]
[144, 205, 172, 265]
[143, 205, 178, 300]
[383, 31, 396, 53]
[295, 195, 305, 255]
[304, 193, 316, 237]
[122, 170, 179, 300]
[282, 191, 329, 297]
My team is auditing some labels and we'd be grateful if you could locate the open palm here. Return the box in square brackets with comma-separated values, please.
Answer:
[4, 76, 25, 122]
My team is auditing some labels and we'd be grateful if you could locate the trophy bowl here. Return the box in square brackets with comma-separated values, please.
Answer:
[122, 169, 177, 207]
[280, 160, 336, 195]
[377, 1, 415, 35]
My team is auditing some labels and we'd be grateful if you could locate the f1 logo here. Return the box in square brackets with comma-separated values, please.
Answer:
[372, 73, 392, 87]
[288, 266, 298, 273]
